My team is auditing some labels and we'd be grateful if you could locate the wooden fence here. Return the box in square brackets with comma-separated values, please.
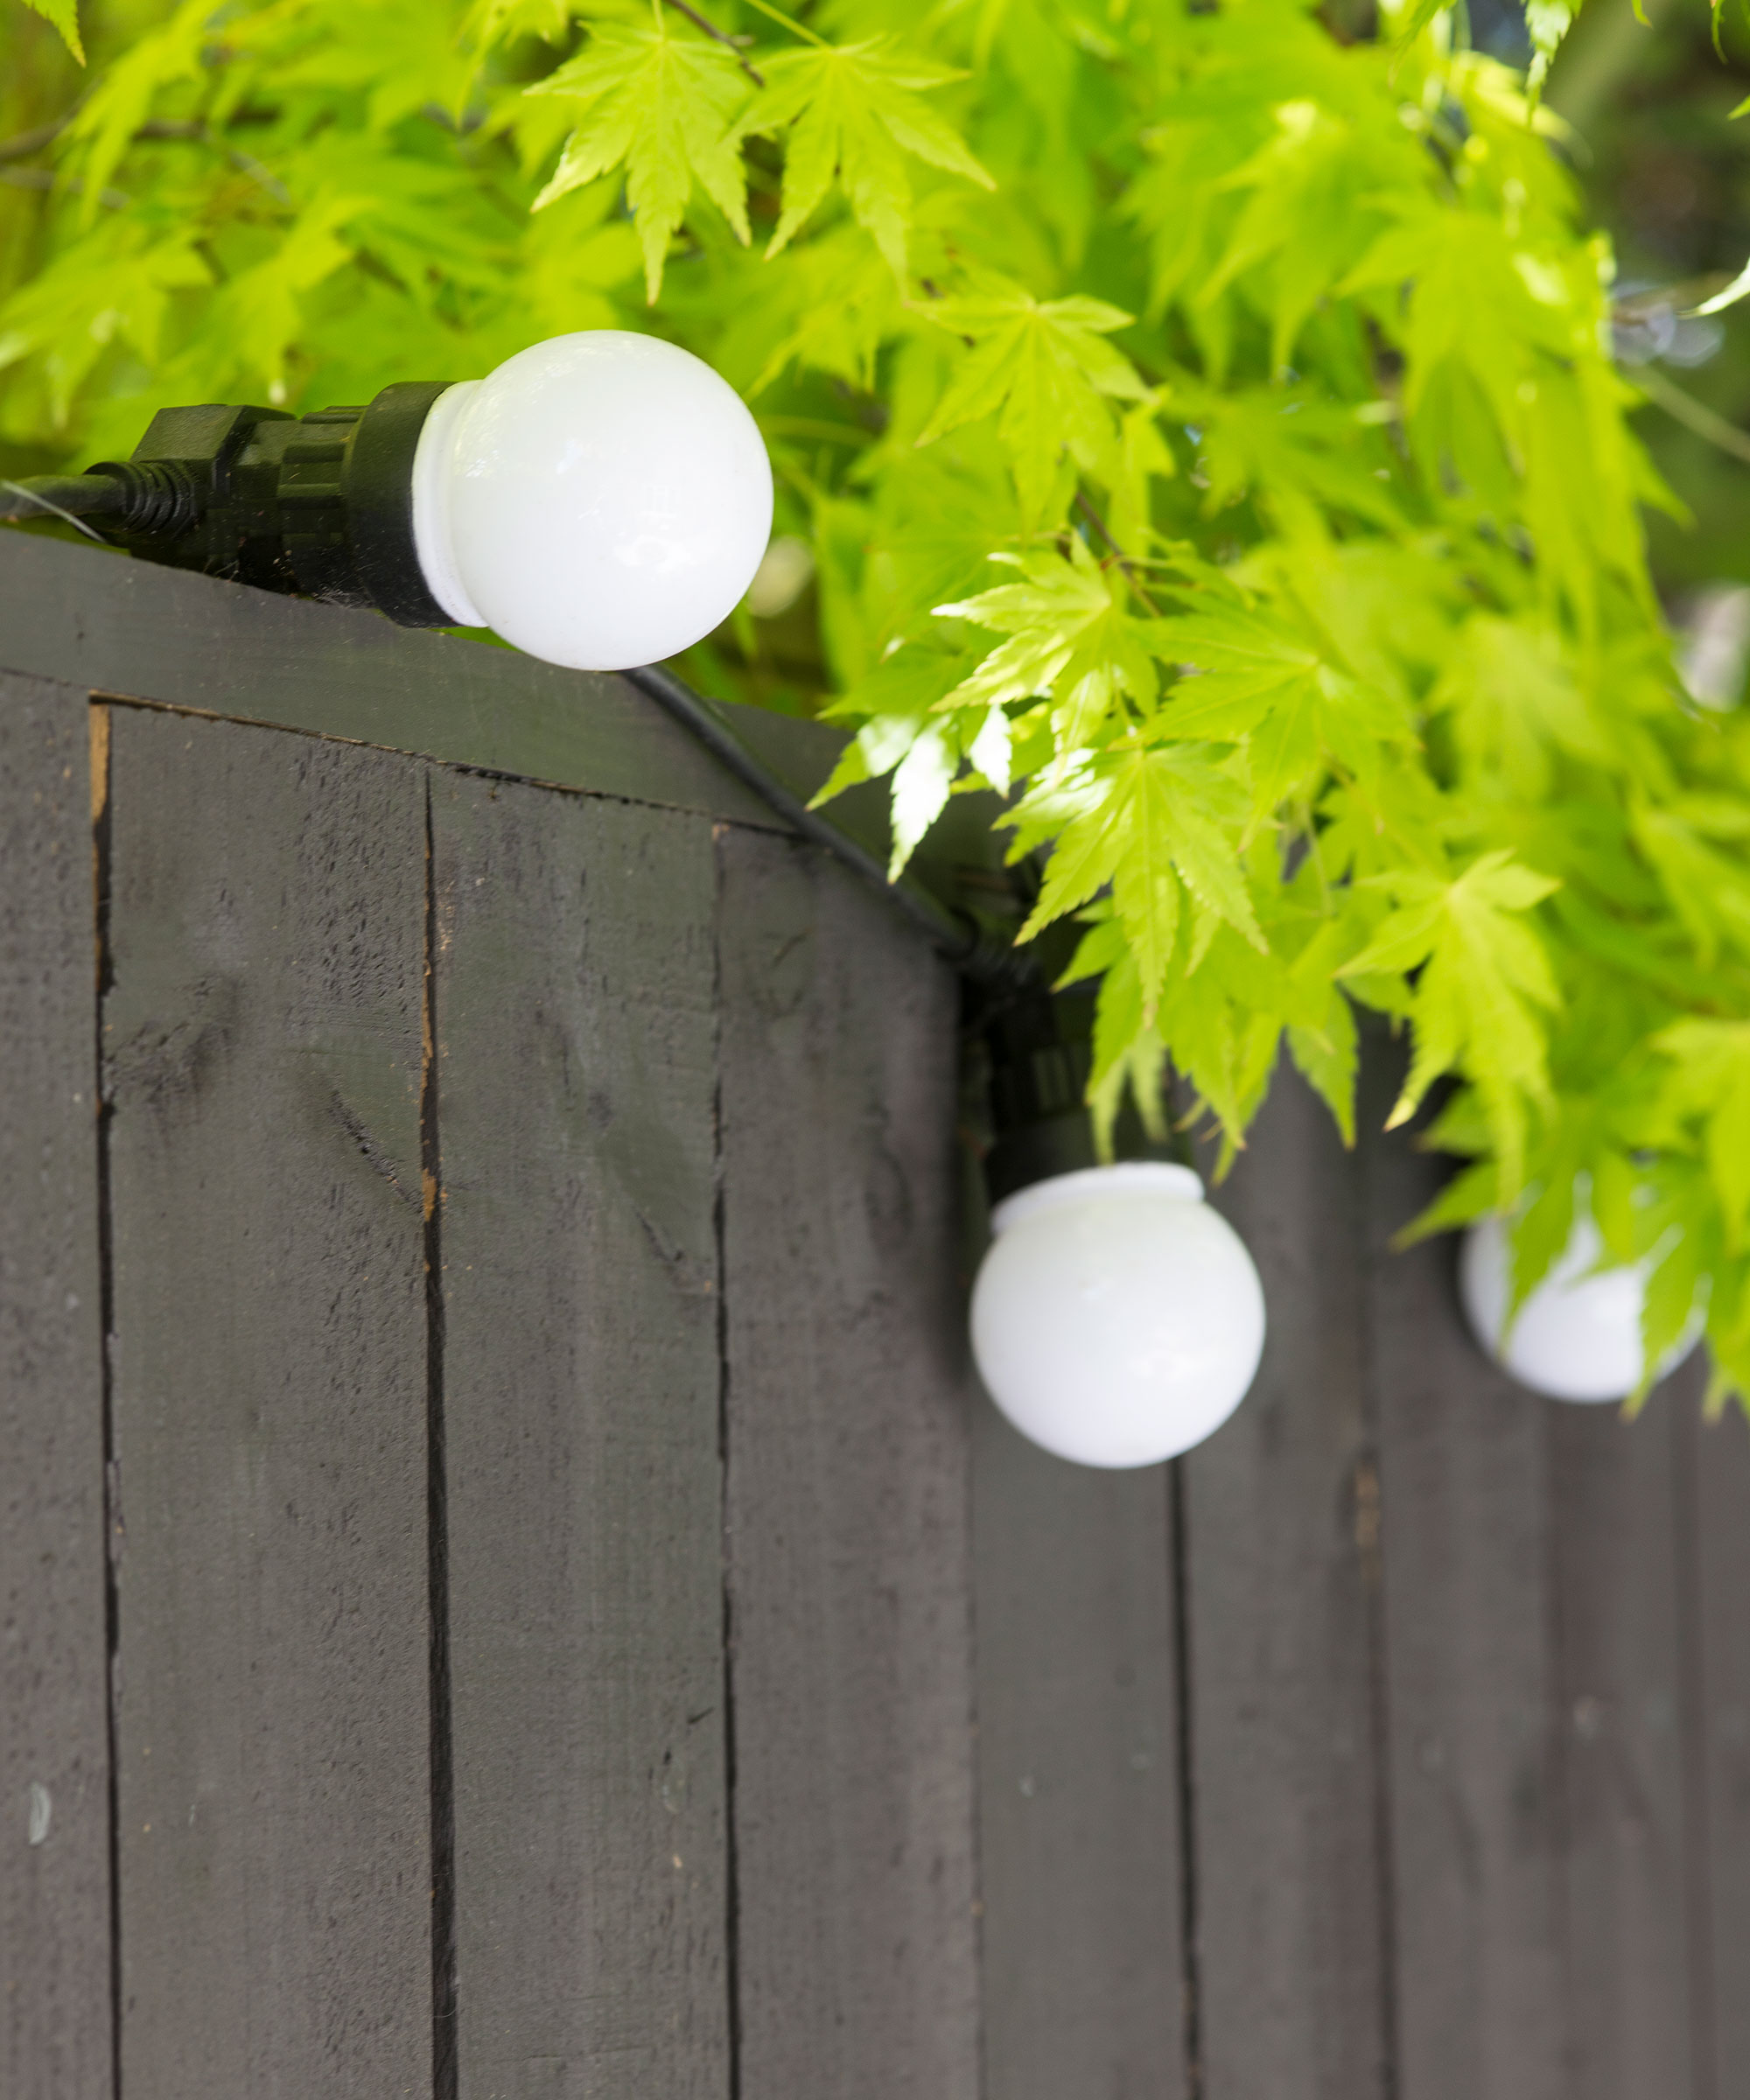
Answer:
[3, 528, 1746, 2100]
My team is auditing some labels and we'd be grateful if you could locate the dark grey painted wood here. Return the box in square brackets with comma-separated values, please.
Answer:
[0, 528, 927, 868]
[103, 710, 433, 2097]
[1190, 1057, 1391, 2100]
[1550, 1393, 1697, 2098]
[970, 1406, 1187, 2100]
[1684, 1390, 1750, 2100]
[716, 827, 980, 2100]
[1360, 1063, 1569, 2100]
[432, 774, 731, 2098]
[0, 676, 110, 2100]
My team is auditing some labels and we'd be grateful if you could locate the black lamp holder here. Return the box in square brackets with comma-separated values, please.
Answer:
[4, 388, 1169, 1183]
[978, 980, 1190, 1205]
[3, 383, 1046, 996]
[2, 382, 453, 624]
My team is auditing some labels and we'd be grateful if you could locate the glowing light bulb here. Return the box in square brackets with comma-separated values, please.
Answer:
[1459, 1208, 1701, 1402]
[970, 1163, 1266, 1468]
[410, 331, 774, 671]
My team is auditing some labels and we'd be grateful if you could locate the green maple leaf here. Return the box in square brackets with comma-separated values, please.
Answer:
[19, 0, 82, 63]
[1197, 99, 1410, 377]
[1391, 0, 1452, 50]
[1153, 594, 1406, 816]
[916, 273, 1146, 519]
[1186, 390, 1406, 533]
[1340, 850, 1560, 1193]
[810, 642, 984, 873]
[59, 0, 209, 222]
[1653, 1020, 1750, 1252]
[737, 40, 991, 277]
[464, 0, 572, 56]
[1433, 614, 1614, 802]
[1156, 603, 1322, 738]
[0, 222, 210, 422]
[1524, 0, 1583, 100]
[1013, 746, 1264, 1017]
[528, 19, 751, 300]
[933, 538, 1158, 750]
[1630, 801, 1750, 968]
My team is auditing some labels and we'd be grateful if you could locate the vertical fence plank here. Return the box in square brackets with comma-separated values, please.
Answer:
[1360, 1055, 1570, 2100]
[103, 710, 432, 2098]
[716, 828, 980, 2100]
[1684, 1391, 1750, 2100]
[1549, 1394, 1698, 2099]
[433, 774, 730, 2099]
[1189, 1056, 1390, 2100]
[0, 676, 110, 2100]
[970, 1410, 1187, 2100]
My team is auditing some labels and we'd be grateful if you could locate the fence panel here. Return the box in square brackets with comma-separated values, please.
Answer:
[0, 673, 111, 2100]
[1686, 1396, 1750, 2100]
[4, 536, 1750, 2100]
[715, 826, 982, 2100]
[432, 771, 731, 2099]
[1549, 1391, 1699, 2098]
[1192, 1063, 1392, 2100]
[102, 708, 435, 2099]
[1362, 1074, 1572, 2100]
[970, 1414, 1188, 2100]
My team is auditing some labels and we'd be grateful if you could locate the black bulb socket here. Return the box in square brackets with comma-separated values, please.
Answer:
[84, 381, 455, 626]
[982, 984, 1188, 1208]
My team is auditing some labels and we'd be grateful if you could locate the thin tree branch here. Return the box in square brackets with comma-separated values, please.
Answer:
[1635, 362, 1750, 470]
[662, 0, 765, 81]
[1075, 488, 1164, 615]
[0, 113, 290, 207]
[0, 117, 70, 164]
[0, 164, 130, 209]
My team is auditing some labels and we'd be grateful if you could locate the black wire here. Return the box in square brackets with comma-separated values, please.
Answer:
[0, 481, 1039, 991]
[623, 662, 1039, 991]
[0, 472, 128, 525]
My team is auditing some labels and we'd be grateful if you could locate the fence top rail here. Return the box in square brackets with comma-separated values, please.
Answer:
[0, 530, 984, 882]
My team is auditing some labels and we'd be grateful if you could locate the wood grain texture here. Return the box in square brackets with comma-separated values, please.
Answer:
[0, 528, 919, 864]
[0, 676, 110, 2100]
[1550, 1391, 1698, 2100]
[103, 709, 433, 2098]
[970, 1407, 1186, 2100]
[716, 827, 980, 2100]
[1684, 1391, 1750, 2100]
[432, 774, 731, 2100]
[1189, 1055, 1390, 2100]
[1360, 1052, 1569, 2100]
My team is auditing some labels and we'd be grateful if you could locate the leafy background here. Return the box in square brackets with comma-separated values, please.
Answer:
[5, 0, 1750, 1409]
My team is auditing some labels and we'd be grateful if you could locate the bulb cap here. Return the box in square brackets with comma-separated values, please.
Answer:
[990, 1160, 1203, 1236]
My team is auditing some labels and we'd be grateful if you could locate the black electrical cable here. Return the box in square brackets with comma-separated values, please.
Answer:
[623, 661, 1040, 992]
[2, 460, 1040, 991]
[0, 472, 129, 525]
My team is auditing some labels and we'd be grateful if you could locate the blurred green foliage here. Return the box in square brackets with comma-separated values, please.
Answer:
[4, 0, 1750, 1411]
[1550, 0, 1750, 595]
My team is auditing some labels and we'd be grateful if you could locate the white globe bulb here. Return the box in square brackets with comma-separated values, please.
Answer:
[970, 1163, 1266, 1468]
[410, 331, 774, 671]
[1459, 1208, 1700, 1402]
